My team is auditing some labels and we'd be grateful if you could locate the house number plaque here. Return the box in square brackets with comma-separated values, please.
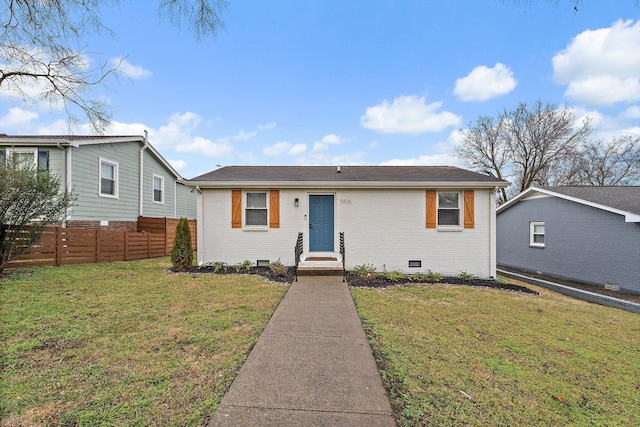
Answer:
[339, 199, 352, 205]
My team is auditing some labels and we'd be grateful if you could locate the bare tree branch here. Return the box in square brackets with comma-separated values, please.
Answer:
[0, 0, 225, 133]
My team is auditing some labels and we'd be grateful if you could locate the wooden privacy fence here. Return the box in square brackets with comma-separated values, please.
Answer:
[7, 227, 167, 269]
[137, 216, 197, 255]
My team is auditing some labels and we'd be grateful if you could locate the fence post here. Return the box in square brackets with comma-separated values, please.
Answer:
[95, 229, 100, 263]
[124, 232, 129, 261]
[55, 227, 62, 266]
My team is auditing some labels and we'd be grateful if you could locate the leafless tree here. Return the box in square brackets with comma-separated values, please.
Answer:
[579, 135, 640, 185]
[0, 0, 226, 133]
[456, 115, 511, 203]
[457, 100, 593, 203]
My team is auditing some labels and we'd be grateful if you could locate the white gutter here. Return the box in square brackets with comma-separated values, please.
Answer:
[139, 131, 149, 216]
[186, 180, 510, 190]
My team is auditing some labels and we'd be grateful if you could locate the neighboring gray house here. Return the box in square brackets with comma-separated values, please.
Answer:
[496, 186, 640, 294]
[0, 134, 196, 231]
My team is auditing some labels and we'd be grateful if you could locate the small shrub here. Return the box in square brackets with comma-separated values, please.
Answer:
[380, 271, 408, 282]
[458, 271, 474, 281]
[426, 269, 443, 283]
[352, 264, 377, 281]
[233, 259, 253, 272]
[170, 218, 193, 270]
[410, 272, 430, 283]
[268, 259, 287, 277]
[213, 262, 228, 273]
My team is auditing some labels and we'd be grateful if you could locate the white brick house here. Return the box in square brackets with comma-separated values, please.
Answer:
[187, 166, 508, 278]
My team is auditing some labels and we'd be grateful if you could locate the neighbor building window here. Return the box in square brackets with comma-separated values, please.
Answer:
[153, 175, 164, 203]
[437, 192, 461, 226]
[5, 148, 37, 169]
[530, 222, 545, 247]
[99, 159, 118, 197]
[245, 192, 268, 226]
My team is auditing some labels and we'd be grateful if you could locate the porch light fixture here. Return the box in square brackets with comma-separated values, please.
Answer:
[294, 198, 299, 207]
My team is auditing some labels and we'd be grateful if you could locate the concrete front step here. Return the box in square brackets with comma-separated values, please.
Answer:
[297, 266, 344, 277]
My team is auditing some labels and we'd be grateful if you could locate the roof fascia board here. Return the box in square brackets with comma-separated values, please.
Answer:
[72, 136, 144, 145]
[498, 186, 640, 222]
[0, 138, 79, 147]
[186, 180, 507, 189]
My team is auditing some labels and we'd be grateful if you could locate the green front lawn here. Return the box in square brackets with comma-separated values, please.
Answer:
[352, 281, 640, 426]
[0, 258, 287, 426]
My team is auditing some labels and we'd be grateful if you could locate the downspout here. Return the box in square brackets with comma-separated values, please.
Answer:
[195, 185, 203, 265]
[139, 131, 149, 217]
[58, 140, 72, 226]
[489, 186, 498, 278]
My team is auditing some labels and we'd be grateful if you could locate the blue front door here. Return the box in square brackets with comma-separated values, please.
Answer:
[309, 195, 334, 252]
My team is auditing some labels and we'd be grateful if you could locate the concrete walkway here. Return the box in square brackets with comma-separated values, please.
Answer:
[208, 275, 396, 426]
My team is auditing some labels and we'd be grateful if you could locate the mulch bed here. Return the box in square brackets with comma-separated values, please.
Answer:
[175, 265, 539, 294]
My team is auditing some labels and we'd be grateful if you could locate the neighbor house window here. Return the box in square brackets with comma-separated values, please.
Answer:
[437, 192, 461, 226]
[5, 148, 37, 169]
[99, 159, 118, 197]
[530, 222, 545, 247]
[153, 175, 164, 203]
[245, 192, 268, 226]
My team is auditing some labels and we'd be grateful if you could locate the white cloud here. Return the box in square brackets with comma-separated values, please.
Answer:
[380, 154, 463, 167]
[289, 144, 307, 155]
[454, 63, 517, 102]
[0, 107, 38, 128]
[313, 134, 347, 152]
[175, 135, 233, 157]
[361, 95, 461, 134]
[263, 142, 292, 156]
[112, 57, 152, 80]
[553, 19, 640, 105]
[149, 111, 233, 157]
[234, 122, 277, 141]
[168, 159, 188, 171]
[622, 105, 640, 119]
[264, 141, 308, 156]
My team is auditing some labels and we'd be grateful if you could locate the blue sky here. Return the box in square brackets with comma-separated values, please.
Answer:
[1, 1, 639, 178]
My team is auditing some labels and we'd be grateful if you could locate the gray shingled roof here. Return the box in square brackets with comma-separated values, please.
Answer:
[190, 166, 508, 185]
[540, 186, 640, 216]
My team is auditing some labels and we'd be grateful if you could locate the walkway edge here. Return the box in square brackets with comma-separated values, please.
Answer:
[498, 269, 640, 314]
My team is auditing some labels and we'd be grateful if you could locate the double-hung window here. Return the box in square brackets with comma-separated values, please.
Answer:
[530, 222, 545, 247]
[153, 175, 164, 203]
[5, 148, 37, 170]
[99, 159, 118, 197]
[437, 192, 461, 226]
[245, 192, 268, 226]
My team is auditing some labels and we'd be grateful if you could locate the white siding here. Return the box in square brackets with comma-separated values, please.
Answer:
[199, 187, 498, 278]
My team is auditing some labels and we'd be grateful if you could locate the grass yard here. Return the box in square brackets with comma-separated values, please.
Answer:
[0, 258, 287, 427]
[351, 279, 640, 427]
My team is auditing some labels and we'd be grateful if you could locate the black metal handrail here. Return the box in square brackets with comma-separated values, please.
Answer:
[294, 232, 303, 282]
[339, 232, 345, 282]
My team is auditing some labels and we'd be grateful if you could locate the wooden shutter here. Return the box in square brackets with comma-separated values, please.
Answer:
[426, 190, 437, 228]
[269, 190, 280, 228]
[464, 190, 474, 229]
[231, 190, 242, 228]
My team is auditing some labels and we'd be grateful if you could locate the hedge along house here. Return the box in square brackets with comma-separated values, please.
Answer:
[187, 166, 508, 278]
[0, 134, 196, 231]
[496, 186, 640, 294]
